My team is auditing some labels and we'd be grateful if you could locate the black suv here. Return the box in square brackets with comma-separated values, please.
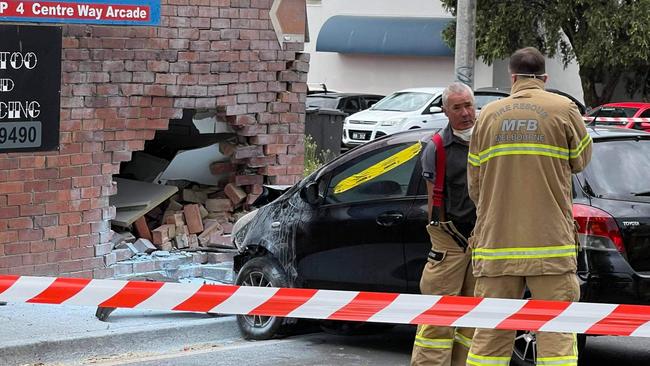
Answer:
[232, 127, 650, 363]
[307, 92, 384, 116]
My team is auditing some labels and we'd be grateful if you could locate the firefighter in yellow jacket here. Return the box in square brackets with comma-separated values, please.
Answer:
[466, 47, 592, 366]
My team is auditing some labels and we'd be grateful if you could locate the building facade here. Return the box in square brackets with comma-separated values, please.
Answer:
[0, 0, 309, 278]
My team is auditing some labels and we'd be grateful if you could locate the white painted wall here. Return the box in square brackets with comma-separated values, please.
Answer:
[305, 0, 582, 104]
[305, 0, 493, 95]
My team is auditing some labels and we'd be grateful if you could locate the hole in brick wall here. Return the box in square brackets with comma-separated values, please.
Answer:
[109, 109, 245, 256]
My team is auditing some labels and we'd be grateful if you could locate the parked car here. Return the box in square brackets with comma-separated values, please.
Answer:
[306, 92, 385, 116]
[340, 87, 534, 148]
[586, 102, 650, 132]
[341, 87, 446, 148]
[232, 126, 650, 364]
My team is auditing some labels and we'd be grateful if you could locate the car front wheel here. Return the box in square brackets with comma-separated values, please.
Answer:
[235, 256, 290, 340]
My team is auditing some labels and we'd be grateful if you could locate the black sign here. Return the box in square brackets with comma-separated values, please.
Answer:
[0, 25, 61, 152]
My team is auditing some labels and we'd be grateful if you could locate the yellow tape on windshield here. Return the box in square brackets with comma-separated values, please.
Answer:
[334, 141, 422, 194]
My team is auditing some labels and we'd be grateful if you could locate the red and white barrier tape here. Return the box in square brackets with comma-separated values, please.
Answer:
[2, 275, 650, 337]
[584, 116, 650, 123]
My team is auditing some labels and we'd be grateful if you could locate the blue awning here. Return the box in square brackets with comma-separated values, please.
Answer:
[316, 15, 453, 57]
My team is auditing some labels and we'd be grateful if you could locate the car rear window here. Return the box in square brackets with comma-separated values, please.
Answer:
[589, 107, 639, 124]
[307, 97, 339, 109]
[581, 138, 650, 198]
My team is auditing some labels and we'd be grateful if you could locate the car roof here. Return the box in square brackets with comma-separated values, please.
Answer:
[318, 126, 649, 180]
[394, 87, 445, 94]
[600, 102, 650, 108]
[307, 92, 384, 98]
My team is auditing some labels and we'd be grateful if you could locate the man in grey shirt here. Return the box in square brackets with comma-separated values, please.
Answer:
[411, 82, 477, 366]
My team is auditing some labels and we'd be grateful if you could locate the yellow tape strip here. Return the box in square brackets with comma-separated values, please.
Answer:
[334, 141, 422, 194]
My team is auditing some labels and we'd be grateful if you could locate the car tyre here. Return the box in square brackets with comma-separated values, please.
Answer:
[510, 331, 586, 366]
[235, 256, 290, 340]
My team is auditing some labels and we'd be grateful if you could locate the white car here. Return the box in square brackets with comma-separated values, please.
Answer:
[341, 87, 448, 147]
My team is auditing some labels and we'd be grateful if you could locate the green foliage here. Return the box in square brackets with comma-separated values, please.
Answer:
[440, 0, 650, 105]
[303, 134, 333, 177]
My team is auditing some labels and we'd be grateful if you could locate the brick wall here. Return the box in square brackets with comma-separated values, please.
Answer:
[0, 0, 308, 278]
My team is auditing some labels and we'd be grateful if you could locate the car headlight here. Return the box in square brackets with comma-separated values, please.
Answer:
[380, 118, 407, 127]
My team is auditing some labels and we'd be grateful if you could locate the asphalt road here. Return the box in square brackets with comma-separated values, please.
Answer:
[60, 326, 650, 366]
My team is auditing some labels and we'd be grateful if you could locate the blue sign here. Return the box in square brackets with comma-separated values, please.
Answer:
[0, 0, 160, 26]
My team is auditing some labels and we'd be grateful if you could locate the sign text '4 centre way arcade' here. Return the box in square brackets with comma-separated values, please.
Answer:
[0, 0, 160, 25]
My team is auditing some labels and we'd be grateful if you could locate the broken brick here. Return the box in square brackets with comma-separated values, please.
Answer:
[210, 162, 235, 175]
[224, 183, 247, 205]
[183, 204, 204, 234]
[133, 216, 152, 242]
[152, 226, 171, 246]
[205, 198, 233, 212]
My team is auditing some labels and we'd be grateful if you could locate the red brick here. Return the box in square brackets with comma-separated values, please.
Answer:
[0, 207, 19, 219]
[71, 246, 94, 259]
[5, 242, 30, 255]
[0, 255, 23, 268]
[7, 169, 34, 182]
[55, 237, 79, 250]
[235, 174, 264, 186]
[133, 216, 152, 241]
[30, 240, 55, 253]
[8, 218, 33, 230]
[69, 223, 91, 236]
[43, 225, 69, 239]
[34, 191, 57, 204]
[0, 231, 18, 244]
[59, 259, 83, 273]
[7, 193, 32, 206]
[264, 144, 288, 155]
[224, 183, 247, 205]
[34, 215, 59, 228]
[20, 204, 45, 216]
[0, 182, 24, 194]
[210, 162, 235, 175]
[22, 253, 48, 265]
[19, 228, 43, 241]
[183, 204, 204, 234]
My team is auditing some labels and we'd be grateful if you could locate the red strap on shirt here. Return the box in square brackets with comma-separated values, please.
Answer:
[431, 133, 445, 207]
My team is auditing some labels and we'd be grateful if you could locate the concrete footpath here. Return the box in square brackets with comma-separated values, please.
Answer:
[0, 301, 241, 365]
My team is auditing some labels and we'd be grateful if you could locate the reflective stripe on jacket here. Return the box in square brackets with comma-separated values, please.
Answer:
[467, 78, 592, 276]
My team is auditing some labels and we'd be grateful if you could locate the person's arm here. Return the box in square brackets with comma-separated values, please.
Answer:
[467, 120, 482, 204]
[421, 140, 437, 222]
[566, 102, 592, 173]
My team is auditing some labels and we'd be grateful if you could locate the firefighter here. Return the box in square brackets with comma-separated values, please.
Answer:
[411, 82, 477, 366]
[466, 47, 592, 366]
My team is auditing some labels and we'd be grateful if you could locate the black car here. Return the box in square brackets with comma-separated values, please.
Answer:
[232, 127, 650, 363]
[307, 92, 385, 116]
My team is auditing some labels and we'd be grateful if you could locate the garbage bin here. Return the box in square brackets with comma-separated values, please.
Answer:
[305, 107, 346, 159]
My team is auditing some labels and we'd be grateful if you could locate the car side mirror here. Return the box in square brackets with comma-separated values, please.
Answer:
[429, 106, 443, 114]
[300, 181, 323, 205]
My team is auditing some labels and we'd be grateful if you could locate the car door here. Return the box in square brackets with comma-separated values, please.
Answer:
[402, 172, 431, 292]
[296, 141, 422, 293]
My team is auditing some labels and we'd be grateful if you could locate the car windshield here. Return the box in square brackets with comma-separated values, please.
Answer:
[371, 92, 433, 112]
[475, 94, 507, 110]
[306, 97, 339, 109]
[581, 138, 650, 199]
